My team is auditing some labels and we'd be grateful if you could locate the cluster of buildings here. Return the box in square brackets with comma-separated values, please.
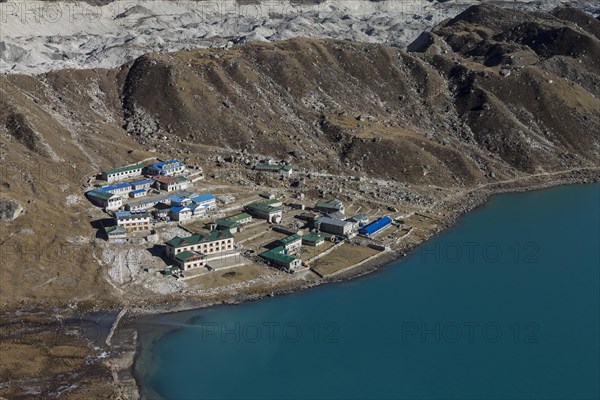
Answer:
[93, 161, 395, 277]
[87, 159, 191, 211]
[255, 198, 393, 272]
[299, 198, 393, 239]
[102, 192, 217, 241]
[259, 231, 326, 272]
[100, 159, 185, 182]
[88, 160, 220, 241]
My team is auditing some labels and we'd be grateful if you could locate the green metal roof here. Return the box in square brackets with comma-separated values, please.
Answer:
[174, 250, 205, 262]
[105, 226, 127, 235]
[246, 202, 282, 214]
[302, 232, 324, 243]
[259, 247, 298, 265]
[215, 220, 240, 229]
[103, 163, 145, 176]
[316, 198, 343, 210]
[87, 190, 117, 201]
[166, 231, 234, 248]
[218, 212, 252, 224]
[278, 234, 302, 246]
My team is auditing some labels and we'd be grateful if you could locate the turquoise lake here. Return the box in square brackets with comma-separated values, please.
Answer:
[137, 184, 600, 400]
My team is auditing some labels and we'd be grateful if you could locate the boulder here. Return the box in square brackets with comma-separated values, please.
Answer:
[0, 200, 24, 221]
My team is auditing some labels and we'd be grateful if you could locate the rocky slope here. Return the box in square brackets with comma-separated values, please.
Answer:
[0, 3, 599, 306]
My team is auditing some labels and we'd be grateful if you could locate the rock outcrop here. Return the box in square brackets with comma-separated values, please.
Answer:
[0, 200, 24, 221]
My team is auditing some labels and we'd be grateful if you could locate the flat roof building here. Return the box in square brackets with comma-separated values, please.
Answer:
[212, 213, 253, 233]
[129, 189, 147, 198]
[347, 214, 370, 227]
[316, 216, 353, 236]
[255, 163, 293, 177]
[359, 216, 393, 237]
[315, 198, 345, 214]
[245, 201, 283, 224]
[105, 226, 127, 242]
[191, 194, 217, 210]
[101, 163, 145, 182]
[174, 250, 207, 272]
[115, 210, 152, 233]
[87, 190, 123, 211]
[153, 175, 190, 192]
[99, 182, 133, 195]
[146, 159, 186, 177]
[260, 246, 303, 272]
[130, 179, 154, 190]
[165, 231, 235, 258]
[302, 232, 324, 247]
[169, 206, 193, 222]
[276, 233, 302, 254]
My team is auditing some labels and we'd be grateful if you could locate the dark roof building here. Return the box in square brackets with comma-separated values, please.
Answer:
[316, 216, 353, 236]
[315, 198, 345, 214]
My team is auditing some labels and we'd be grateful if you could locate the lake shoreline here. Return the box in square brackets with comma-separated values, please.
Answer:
[65, 169, 600, 399]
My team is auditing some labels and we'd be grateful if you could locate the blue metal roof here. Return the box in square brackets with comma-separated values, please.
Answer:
[192, 194, 215, 204]
[150, 159, 184, 174]
[115, 210, 150, 219]
[100, 182, 132, 192]
[130, 179, 153, 186]
[170, 206, 190, 214]
[359, 216, 392, 236]
[170, 196, 188, 204]
[130, 189, 146, 195]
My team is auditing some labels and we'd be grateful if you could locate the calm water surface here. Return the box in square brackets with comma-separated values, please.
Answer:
[138, 184, 600, 400]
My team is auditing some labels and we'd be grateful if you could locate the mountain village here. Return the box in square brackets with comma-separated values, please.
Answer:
[85, 158, 413, 284]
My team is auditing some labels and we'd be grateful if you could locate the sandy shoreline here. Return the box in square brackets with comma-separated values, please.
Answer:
[111, 169, 599, 399]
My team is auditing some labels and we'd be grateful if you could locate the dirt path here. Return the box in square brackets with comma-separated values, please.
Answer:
[431, 166, 600, 210]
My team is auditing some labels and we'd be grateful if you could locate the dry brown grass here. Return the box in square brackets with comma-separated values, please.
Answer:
[310, 244, 380, 277]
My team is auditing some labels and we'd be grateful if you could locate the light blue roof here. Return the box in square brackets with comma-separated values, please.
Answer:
[192, 194, 215, 204]
[130, 189, 146, 195]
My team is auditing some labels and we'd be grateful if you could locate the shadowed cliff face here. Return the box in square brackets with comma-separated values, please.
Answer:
[0, 4, 598, 306]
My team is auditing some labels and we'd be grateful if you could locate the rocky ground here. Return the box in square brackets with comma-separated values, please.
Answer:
[0, 2, 599, 398]
[1, 0, 599, 74]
